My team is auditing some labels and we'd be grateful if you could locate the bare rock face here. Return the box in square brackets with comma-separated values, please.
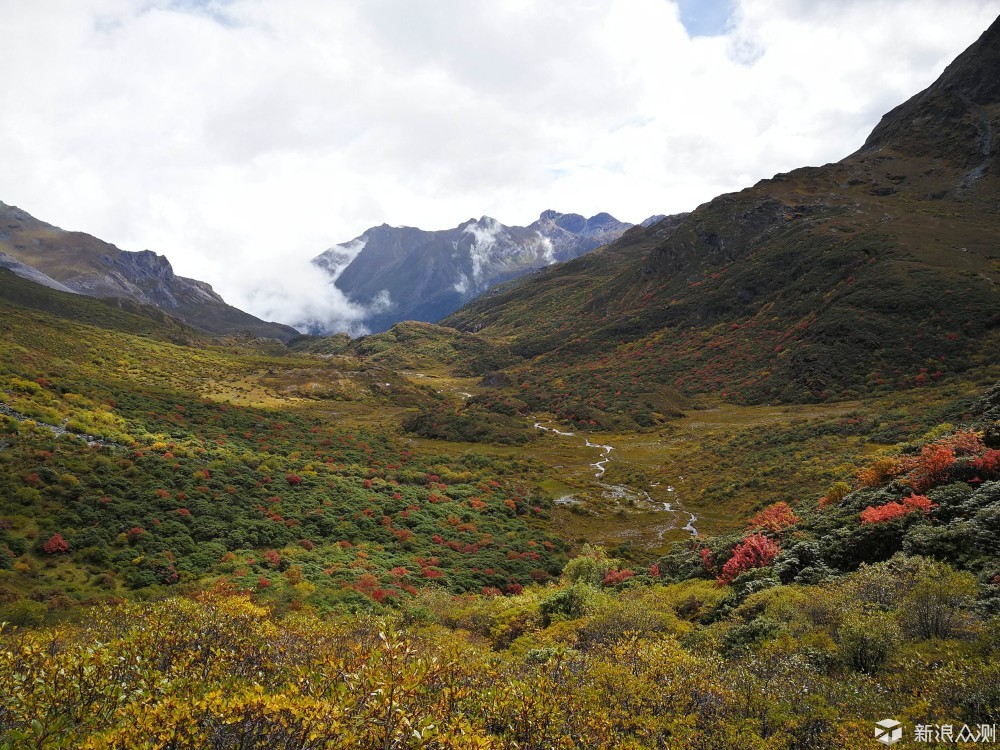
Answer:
[0, 252, 77, 293]
[101, 249, 225, 310]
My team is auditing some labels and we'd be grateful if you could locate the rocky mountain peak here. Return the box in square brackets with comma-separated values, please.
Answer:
[860, 15, 1000, 168]
[109, 249, 176, 282]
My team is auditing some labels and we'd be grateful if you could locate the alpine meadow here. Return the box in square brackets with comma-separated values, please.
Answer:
[1, 6, 1000, 750]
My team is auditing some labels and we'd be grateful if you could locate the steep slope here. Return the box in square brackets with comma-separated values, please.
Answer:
[312, 210, 637, 333]
[0, 252, 77, 293]
[0, 202, 299, 341]
[0, 267, 201, 342]
[443, 18, 1000, 428]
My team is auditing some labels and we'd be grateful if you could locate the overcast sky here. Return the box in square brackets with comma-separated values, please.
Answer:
[1, 0, 998, 330]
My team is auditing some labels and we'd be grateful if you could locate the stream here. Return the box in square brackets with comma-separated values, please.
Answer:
[403, 374, 701, 538]
[533, 420, 699, 537]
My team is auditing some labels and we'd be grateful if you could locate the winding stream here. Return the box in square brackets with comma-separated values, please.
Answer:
[533, 420, 699, 537]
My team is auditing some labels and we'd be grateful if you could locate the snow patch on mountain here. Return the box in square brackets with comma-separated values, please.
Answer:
[312, 238, 367, 282]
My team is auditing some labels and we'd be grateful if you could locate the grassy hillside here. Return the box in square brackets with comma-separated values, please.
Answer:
[441, 24, 1000, 429]
[0, 277, 569, 616]
[442, 158, 999, 430]
[2, 388, 999, 747]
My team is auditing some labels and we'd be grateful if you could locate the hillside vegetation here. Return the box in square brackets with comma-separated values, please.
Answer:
[2, 261, 999, 747]
[3, 16, 1000, 750]
[0, 273, 567, 615]
[441, 22, 1000, 429]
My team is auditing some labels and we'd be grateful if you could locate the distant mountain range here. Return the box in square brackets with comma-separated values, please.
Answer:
[312, 210, 658, 333]
[0, 201, 298, 341]
[0, 199, 658, 338]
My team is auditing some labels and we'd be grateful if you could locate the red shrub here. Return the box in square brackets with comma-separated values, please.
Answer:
[700, 548, 714, 574]
[903, 430, 986, 491]
[126, 527, 145, 543]
[353, 573, 380, 596]
[905, 444, 955, 491]
[717, 534, 780, 585]
[263, 550, 281, 568]
[42, 532, 70, 555]
[602, 568, 634, 586]
[860, 494, 934, 524]
[972, 449, 1000, 476]
[747, 501, 799, 533]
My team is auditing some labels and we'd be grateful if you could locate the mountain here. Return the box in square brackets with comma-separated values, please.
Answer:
[312, 210, 640, 333]
[441, 18, 1000, 429]
[0, 201, 299, 341]
[3, 18, 1000, 747]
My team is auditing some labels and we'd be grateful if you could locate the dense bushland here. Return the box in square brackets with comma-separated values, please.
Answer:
[1, 552, 996, 749]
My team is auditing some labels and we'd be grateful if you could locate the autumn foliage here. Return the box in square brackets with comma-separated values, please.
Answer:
[42, 532, 69, 555]
[860, 494, 934, 524]
[854, 430, 998, 493]
[856, 457, 902, 488]
[602, 568, 634, 586]
[717, 533, 780, 585]
[747, 501, 799, 533]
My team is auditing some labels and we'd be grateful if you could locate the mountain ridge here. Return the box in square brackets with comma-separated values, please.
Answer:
[439, 17, 1000, 428]
[0, 201, 299, 342]
[312, 209, 650, 333]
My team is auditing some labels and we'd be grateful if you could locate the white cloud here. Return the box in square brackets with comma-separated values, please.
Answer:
[0, 0, 997, 328]
[237, 252, 372, 336]
[463, 217, 505, 285]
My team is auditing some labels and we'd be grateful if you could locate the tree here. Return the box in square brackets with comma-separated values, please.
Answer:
[563, 544, 618, 586]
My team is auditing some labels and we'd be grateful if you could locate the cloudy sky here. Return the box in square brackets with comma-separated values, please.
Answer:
[1, 0, 998, 330]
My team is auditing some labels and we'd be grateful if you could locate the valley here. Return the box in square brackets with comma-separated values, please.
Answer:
[2, 12, 1000, 749]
